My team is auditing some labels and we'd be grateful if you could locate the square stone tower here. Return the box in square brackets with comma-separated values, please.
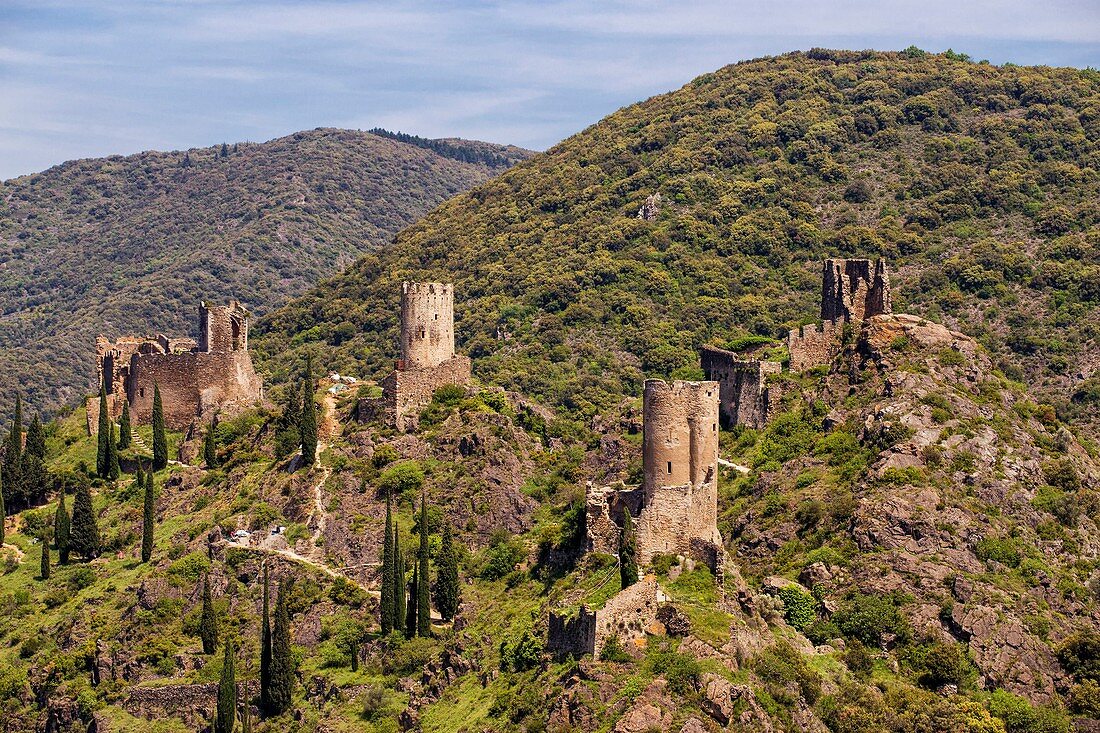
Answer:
[820, 258, 891, 323]
[199, 300, 249, 353]
[635, 379, 722, 565]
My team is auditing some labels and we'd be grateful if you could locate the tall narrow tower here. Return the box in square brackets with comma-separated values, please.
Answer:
[635, 379, 722, 564]
[820, 258, 891, 323]
[199, 300, 250, 354]
[400, 282, 455, 368]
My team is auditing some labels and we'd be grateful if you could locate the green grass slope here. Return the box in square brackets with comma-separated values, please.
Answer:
[0, 128, 532, 418]
[254, 49, 1100, 437]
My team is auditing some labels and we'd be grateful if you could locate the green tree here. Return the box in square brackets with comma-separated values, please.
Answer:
[201, 573, 219, 654]
[118, 402, 131, 451]
[435, 519, 460, 621]
[141, 469, 155, 563]
[406, 566, 418, 639]
[0, 470, 5, 547]
[107, 421, 121, 481]
[268, 580, 295, 715]
[54, 491, 70, 564]
[69, 481, 99, 559]
[332, 617, 365, 672]
[96, 386, 109, 478]
[417, 496, 431, 637]
[260, 562, 272, 714]
[39, 533, 50, 580]
[25, 415, 45, 461]
[215, 639, 236, 733]
[380, 495, 395, 635]
[152, 383, 168, 470]
[204, 423, 218, 468]
[299, 355, 318, 467]
[393, 532, 406, 638]
[619, 509, 638, 589]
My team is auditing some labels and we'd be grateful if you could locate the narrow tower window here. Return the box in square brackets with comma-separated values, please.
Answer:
[667, 461, 672, 474]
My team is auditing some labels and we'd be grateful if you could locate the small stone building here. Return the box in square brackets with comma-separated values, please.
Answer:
[360, 282, 472, 431]
[88, 300, 263, 431]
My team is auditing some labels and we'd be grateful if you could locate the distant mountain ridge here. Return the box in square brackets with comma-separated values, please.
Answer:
[0, 128, 534, 417]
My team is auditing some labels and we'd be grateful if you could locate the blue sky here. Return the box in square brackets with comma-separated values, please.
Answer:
[2, 0, 1099, 180]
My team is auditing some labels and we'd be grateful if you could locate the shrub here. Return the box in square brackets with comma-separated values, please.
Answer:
[777, 585, 817, 631]
[167, 552, 210, 581]
[479, 533, 526, 580]
[795, 499, 824, 533]
[903, 639, 974, 689]
[975, 536, 1022, 568]
[987, 689, 1070, 733]
[1056, 632, 1100, 682]
[378, 462, 424, 497]
[383, 636, 438, 675]
[499, 627, 543, 672]
[1067, 679, 1100, 717]
[843, 640, 874, 681]
[833, 592, 910, 647]
[599, 635, 632, 662]
[753, 641, 822, 703]
[804, 619, 841, 646]
[646, 646, 701, 695]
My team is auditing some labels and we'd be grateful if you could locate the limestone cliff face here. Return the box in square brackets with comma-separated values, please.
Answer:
[734, 313, 1100, 703]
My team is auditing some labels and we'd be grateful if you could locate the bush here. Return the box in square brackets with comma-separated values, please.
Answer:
[599, 635, 632, 662]
[384, 637, 437, 676]
[1056, 632, 1100, 682]
[479, 533, 526, 580]
[975, 536, 1022, 567]
[378, 462, 424, 497]
[833, 592, 910, 647]
[753, 641, 822, 703]
[903, 639, 974, 689]
[646, 645, 701, 695]
[987, 689, 1070, 733]
[777, 585, 817, 631]
[499, 627, 542, 672]
[843, 640, 874, 681]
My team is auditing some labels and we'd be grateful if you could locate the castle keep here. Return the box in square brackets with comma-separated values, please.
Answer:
[699, 347, 781, 429]
[365, 282, 472, 431]
[88, 301, 262, 431]
[788, 258, 891, 372]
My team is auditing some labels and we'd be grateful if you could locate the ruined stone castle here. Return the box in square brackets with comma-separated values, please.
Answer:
[88, 301, 263, 431]
[702, 258, 892, 428]
[360, 282, 472, 431]
[788, 257, 891, 372]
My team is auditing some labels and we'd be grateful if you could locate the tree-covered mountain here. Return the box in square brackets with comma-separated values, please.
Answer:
[255, 49, 1100, 438]
[0, 128, 532, 418]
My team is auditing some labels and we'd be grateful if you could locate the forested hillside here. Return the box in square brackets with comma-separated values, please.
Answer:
[255, 49, 1100, 438]
[0, 129, 532, 417]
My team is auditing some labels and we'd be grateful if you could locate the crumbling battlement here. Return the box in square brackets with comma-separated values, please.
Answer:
[699, 346, 782, 429]
[585, 482, 643, 556]
[89, 301, 262, 432]
[821, 258, 891, 323]
[787, 320, 843, 373]
[548, 576, 667, 658]
[368, 281, 472, 431]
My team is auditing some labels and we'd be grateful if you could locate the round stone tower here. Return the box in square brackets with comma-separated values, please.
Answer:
[400, 282, 455, 369]
[637, 379, 721, 562]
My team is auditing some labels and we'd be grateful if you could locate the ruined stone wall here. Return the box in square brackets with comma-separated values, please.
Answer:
[787, 320, 842, 373]
[821, 258, 891, 322]
[127, 350, 262, 429]
[699, 346, 781, 429]
[547, 577, 666, 658]
[124, 681, 258, 730]
[585, 482, 644, 556]
[400, 282, 455, 369]
[636, 379, 721, 564]
[382, 355, 472, 431]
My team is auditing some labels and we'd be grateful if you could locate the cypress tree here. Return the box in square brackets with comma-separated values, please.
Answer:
[141, 469, 155, 563]
[393, 532, 405, 638]
[107, 421, 121, 481]
[118, 402, 131, 450]
[240, 692, 252, 733]
[619, 509, 638, 589]
[268, 580, 294, 715]
[96, 386, 109, 478]
[152, 383, 168, 470]
[281, 382, 301, 430]
[25, 415, 45, 461]
[135, 463, 144, 494]
[39, 535, 50, 580]
[260, 562, 272, 714]
[380, 495, 394, 635]
[215, 639, 236, 733]
[54, 491, 70, 564]
[204, 424, 218, 468]
[299, 355, 318, 467]
[201, 573, 219, 654]
[69, 481, 99, 559]
[417, 496, 430, 637]
[435, 521, 460, 621]
[405, 566, 418, 639]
